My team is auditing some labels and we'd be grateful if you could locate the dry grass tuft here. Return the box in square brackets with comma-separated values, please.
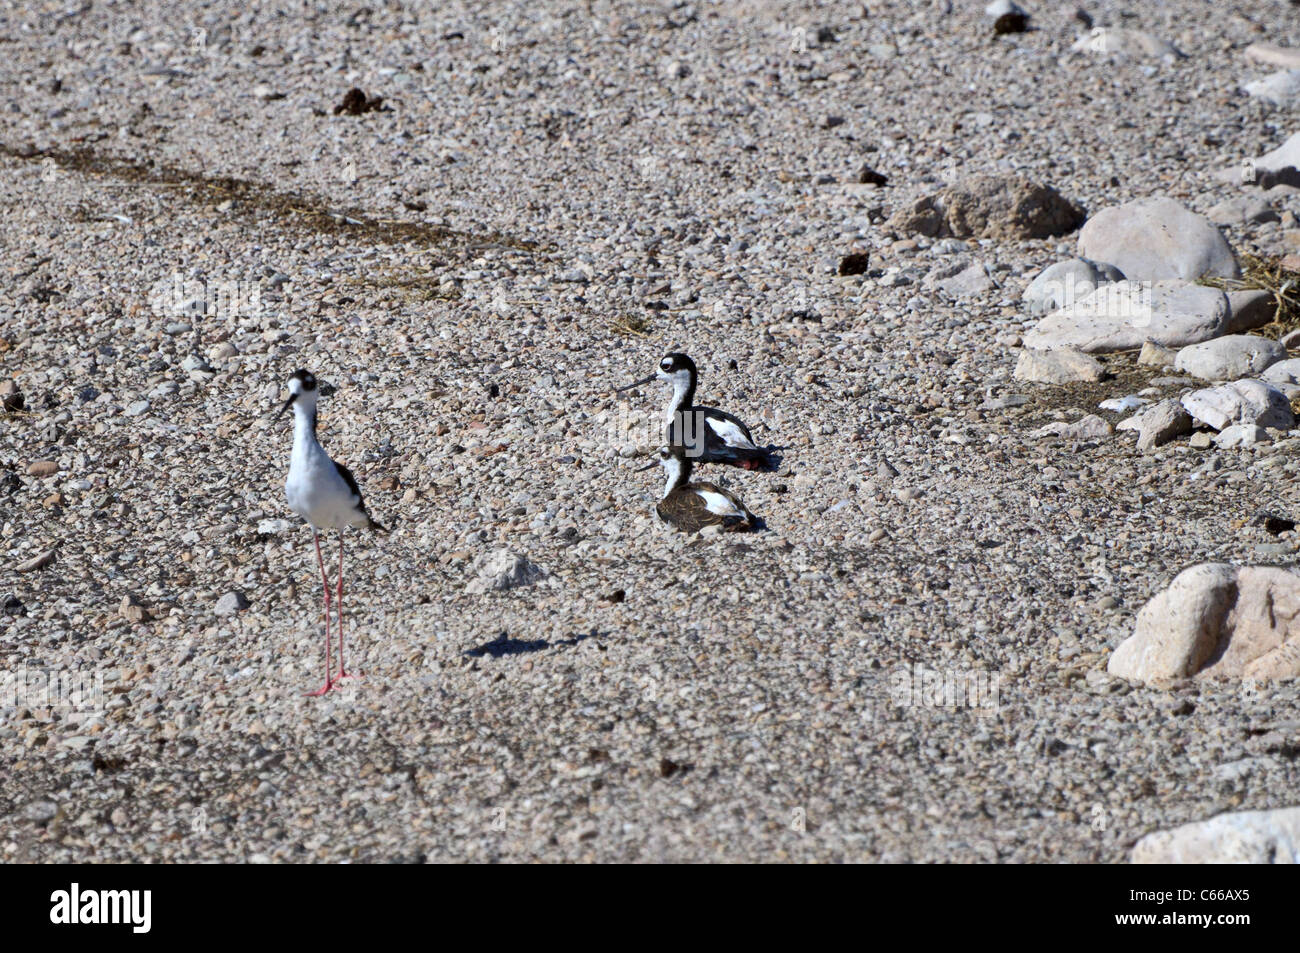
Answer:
[1199, 253, 1300, 339]
[609, 313, 652, 337]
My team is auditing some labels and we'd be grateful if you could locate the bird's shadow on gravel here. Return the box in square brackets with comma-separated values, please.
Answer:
[465, 630, 595, 658]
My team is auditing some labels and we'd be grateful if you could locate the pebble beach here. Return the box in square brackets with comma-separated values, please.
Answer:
[4, 0, 1300, 863]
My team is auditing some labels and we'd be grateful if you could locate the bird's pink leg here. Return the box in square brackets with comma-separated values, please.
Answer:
[305, 530, 334, 696]
[335, 532, 350, 680]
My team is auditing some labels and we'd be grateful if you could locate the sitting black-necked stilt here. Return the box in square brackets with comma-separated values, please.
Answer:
[618, 352, 771, 470]
[279, 369, 387, 696]
[640, 445, 755, 533]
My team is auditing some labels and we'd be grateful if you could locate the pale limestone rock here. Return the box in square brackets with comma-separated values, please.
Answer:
[1132, 807, 1300, 864]
[1244, 70, 1300, 107]
[1225, 289, 1276, 333]
[1109, 564, 1300, 685]
[1245, 43, 1300, 71]
[1076, 197, 1239, 282]
[1132, 399, 1192, 451]
[1013, 348, 1105, 384]
[1174, 335, 1287, 381]
[1262, 357, 1300, 398]
[1216, 424, 1268, 448]
[1206, 195, 1279, 226]
[1024, 281, 1229, 353]
[1181, 379, 1294, 431]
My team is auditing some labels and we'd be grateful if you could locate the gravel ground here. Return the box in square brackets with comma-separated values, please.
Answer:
[3, 1, 1300, 862]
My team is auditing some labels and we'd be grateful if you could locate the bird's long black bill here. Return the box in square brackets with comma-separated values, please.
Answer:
[616, 374, 656, 393]
[635, 461, 657, 471]
[277, 394, 297, 418]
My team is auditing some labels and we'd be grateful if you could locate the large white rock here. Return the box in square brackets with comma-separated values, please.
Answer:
[1077, 197, 1239, 282]
[1021, 258, 1124, 315]
[1262, 357, 1300, 397]
[1023, 281, 1229, 353]
[1174, 335, 1287, 381]
[1216, 424, 1268, 448]
[1013, 348, 1105, 383]
[1133, 807, 1300, 863]
[1180, 379, 1294, 431]
[1109, 564, 1300, 685]
[1244, 70, 1300, 107]
[1126, 399, 1192, 451]
[1070, 28, 1182, 59]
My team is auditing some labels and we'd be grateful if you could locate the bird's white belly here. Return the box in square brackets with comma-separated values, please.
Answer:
[286, 456, 360, 531]
[697, 489, 745, 517]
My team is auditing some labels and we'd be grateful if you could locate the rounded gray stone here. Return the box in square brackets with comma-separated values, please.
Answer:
[1021, 258, 1124, 315]
[1077, 197, 1240, 282]
[1024, 281, 1230, 353]
[1174, 334, 1287, 380]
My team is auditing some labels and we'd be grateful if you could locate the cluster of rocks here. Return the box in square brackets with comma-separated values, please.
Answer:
[1000, 125, 1300, 862]
[1014, 194, 1297, 453]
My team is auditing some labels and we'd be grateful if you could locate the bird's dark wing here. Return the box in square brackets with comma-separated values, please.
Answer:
[657, 494, 717, 534]
[671, 406, 771, 469]
[657, 487, 752, 533]
[334, 460, 363, 503]
[334, 461, 388, 532]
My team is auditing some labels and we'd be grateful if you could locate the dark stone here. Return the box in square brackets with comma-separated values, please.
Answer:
[994, 13, 1029, 34]
[838, 252, 871, 276]
[858, 165, 888, 187]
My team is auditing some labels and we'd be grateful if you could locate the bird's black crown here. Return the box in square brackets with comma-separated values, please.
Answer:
[290, 369, 318, 391]
[660, 353, 696, 375]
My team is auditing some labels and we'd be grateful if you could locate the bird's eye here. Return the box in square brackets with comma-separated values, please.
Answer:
[660, 360, 672, 369]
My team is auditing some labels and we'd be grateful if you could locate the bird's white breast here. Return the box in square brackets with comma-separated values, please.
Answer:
[286, 438, 362, 530]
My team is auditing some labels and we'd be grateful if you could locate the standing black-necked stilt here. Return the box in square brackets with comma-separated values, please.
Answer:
[618, 353, 771, 470]
[639, 445, 755, 533]
[279, 369, 387, 696]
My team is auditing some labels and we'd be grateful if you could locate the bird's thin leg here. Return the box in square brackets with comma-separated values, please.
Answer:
[305, 530, 334, 696]
[335, 531, 349, 680]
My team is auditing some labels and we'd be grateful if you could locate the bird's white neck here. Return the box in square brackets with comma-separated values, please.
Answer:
[664, 372, 693, 425]
[291, 398, 321, 455]
[660, 455, 688, 497]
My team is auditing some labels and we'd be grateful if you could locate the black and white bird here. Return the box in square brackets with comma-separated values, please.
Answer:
[279, 369, 386, 696]
[618, 352, 771, 470]
[640, 445, 755, 533]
